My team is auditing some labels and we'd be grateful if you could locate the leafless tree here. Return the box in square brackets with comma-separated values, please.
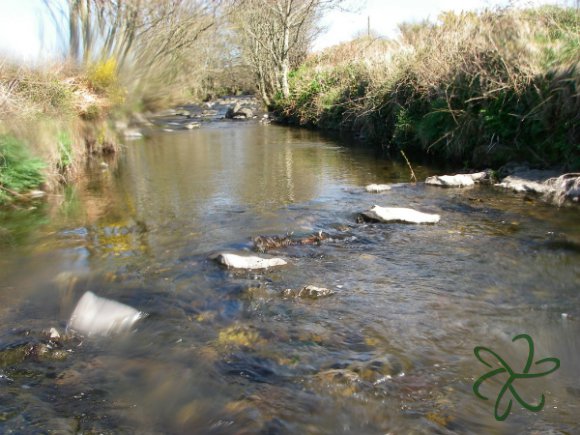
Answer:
[232, 0, 344, 105]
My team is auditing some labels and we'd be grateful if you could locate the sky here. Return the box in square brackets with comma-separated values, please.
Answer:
[314, 0, 569, 50]
[0, 0, 572, 62]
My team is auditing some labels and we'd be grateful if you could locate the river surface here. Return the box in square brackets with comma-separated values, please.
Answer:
[1, 122, 579, 434]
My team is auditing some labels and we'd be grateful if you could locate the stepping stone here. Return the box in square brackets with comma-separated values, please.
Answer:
[425, 172, 488, 187]
[214, 252, 287, 269]
[361, 205, 440, 224]
[365, 184, 392, 193]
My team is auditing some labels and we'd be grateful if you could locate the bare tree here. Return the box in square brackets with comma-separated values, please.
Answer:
[232, 0, 343, 105]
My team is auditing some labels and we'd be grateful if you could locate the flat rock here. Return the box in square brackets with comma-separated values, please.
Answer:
[495, 176, 551, 194]
[425, 172, 488, 187]
[361, 205, 440, 224]
[67, 291, 145, 336]
[365, 184, 392, 193]
[214, 253, 287, 270]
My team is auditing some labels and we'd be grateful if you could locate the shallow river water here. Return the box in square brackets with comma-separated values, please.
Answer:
[1, 122, 579, 434]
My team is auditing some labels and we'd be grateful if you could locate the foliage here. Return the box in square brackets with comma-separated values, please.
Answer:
[0, 135, 45, 204]
[87, 58, 118, 92]
[276, 6, 580, 169]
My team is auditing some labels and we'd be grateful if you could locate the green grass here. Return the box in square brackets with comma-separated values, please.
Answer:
[0, 135, 45, 204]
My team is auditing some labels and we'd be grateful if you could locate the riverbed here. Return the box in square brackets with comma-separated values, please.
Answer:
[1, 122, 579, 434]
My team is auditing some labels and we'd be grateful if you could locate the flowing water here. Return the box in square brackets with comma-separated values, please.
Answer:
[1, 122, 579, 434]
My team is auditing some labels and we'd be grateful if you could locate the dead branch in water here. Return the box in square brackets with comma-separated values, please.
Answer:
[400, 150, 417, 183]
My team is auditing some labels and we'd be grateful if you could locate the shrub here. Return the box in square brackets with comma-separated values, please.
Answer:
[88, 58, 118, 92]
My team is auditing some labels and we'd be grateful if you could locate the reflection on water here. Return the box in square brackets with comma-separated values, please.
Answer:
[1, 122, 579, 434]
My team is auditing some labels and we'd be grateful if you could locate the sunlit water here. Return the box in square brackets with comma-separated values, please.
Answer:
[1, 122, 579, 434]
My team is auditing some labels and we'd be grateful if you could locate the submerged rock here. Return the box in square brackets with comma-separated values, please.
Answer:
[253, 231, 328, 252]
[217, 324, 266, 349]
[425, 171, 488, 187]
[360, 205, 440, 224]
[365, 184, 392, 193]
[214, 252, 287, 269]
[67, 291, 145, 336]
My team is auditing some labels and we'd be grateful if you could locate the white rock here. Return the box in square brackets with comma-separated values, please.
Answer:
[425, 172, 487, 187]
[67, 291, 145, 336]
[362, 205, 440, 224]
[123, 128, 143, 139]
[495, 176, 550, 194]
[49, 327, 60, 339]
[215, 253, 287, 270]
[365, 184, 392, 193]
[28, 190, 46, 199]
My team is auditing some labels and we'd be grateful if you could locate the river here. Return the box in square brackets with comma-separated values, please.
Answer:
[1, 122, 579, 434]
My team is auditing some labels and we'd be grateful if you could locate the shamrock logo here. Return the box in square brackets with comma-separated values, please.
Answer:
[473, 333, 560, 421]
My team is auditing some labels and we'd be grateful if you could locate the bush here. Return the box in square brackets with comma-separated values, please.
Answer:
[88, 58, 118, 92]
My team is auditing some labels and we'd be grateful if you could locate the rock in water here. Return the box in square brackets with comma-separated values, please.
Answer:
[425, 172, 488, 187]
[214, 253, 287, 270]
[123, 128, 143, 139]
[365, 184, 392, 193]
[361, 205, 440, 224]
[282, 285, 335, 299]
[495, 176, 549, 194]
[67, 291, 145, 336]
[298, 286, 335, 299]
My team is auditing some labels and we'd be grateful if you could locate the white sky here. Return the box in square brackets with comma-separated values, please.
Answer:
[0, 0, 572, 62]
[314, 0, 570, 50]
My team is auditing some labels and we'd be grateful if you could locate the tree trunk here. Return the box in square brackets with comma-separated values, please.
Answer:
[280, 7, 291, 99]
[281, 57, 290, 99]
[69, 0, 80, 62]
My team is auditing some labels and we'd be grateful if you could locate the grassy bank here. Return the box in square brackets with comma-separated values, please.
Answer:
[0, 60, 125, 206]
[275, 6, 580, 170]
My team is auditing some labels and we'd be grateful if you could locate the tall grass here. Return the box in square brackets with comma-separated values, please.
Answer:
[277, 6, 580, 169]
[0, 60, 122, 205]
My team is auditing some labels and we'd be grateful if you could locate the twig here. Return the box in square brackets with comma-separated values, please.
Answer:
[400, 150, 417, 183]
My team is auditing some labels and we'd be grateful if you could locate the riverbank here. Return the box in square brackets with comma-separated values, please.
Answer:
[0, 61, 125, 206]
[0, 59, 258, 207]
[274, 6, 579, 171]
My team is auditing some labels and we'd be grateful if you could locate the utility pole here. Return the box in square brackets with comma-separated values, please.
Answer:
[367, 16, 370, 37]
